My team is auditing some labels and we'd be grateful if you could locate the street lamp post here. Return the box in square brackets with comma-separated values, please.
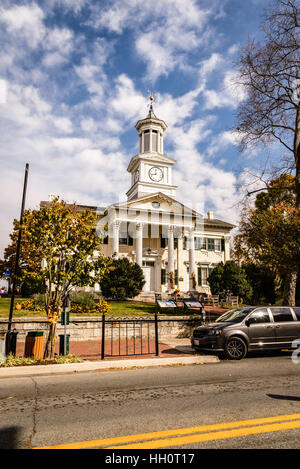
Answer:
[6, 164, 29, 355]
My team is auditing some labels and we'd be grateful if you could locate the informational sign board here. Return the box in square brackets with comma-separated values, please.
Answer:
[157, 300, 177, 309]
[183, 301, 203, 309]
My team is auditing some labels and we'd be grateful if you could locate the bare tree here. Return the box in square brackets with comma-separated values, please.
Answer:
[235, 0, 300, 206]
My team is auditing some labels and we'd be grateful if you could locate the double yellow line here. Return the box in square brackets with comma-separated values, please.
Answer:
[35, 413, 300, 449]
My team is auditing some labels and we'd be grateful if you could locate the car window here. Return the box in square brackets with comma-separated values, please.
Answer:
[215, 308, 255, 323]
[249, 308, 270, 323]
[293, 307, 300, 320]
[270, 307, 294, 322]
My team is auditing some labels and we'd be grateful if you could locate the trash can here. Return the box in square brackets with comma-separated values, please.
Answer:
[24, 331, 44, 359]
[5, 329, 18, 356]
[59, 334, 70, 356]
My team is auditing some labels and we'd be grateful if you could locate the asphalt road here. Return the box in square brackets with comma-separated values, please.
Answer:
[1, 351, 300, 451]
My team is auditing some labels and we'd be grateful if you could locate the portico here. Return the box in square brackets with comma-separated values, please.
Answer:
[97, 188, 231, 294]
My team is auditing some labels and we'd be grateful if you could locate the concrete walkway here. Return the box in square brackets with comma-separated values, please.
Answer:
[0, 339, 219, 379]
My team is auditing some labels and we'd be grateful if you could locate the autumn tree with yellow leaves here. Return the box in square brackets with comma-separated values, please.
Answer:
[1, 198, 111, 358]
[234, 174, 300, 306]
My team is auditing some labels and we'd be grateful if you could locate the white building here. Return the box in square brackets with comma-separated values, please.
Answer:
[42, 100, 235, 297]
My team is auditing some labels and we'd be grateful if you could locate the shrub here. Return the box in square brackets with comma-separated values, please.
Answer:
[70, 292, 97, 310]
[100, 258, 145, 300]
[208, 261, 253, 303]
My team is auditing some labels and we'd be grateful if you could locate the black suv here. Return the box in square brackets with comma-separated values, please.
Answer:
[191, 306, 300, 360]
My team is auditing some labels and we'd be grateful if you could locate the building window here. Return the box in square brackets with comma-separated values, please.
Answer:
[152, 130, 158, 152]
[143, 261, 155, 267]
[144, 130, 150, 152]
[195, 237, 206, 250]
[215, 239, 221, 251]
[119, 234, 133, 246]
[198, 266, 214, 286]
[207, 238, 215, 251]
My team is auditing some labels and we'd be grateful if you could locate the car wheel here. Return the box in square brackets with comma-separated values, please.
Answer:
[225, 337, 247, 360]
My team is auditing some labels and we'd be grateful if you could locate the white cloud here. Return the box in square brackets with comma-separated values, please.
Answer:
[42, 27, 74, 67]
[0, 79, 7, 103]
[90, 0, 213, 81]
[110, 75, 146, 121]
[1, 3, 46, 48]
[203, 69, 246, 110]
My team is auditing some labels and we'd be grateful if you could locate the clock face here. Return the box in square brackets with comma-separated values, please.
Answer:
[149, 167, 163, 182]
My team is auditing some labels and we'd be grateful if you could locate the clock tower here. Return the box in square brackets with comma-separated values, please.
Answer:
[126, 97, 177, 200]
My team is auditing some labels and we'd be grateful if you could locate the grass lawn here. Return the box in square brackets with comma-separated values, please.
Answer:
[0, 298, 191, 318]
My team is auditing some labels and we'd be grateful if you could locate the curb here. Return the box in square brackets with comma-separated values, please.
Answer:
[0, 355, 219, 378]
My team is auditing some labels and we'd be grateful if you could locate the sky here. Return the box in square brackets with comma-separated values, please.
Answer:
[0, 0, 279, 257]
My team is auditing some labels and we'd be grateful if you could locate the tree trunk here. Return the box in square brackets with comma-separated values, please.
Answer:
[282, 269, 298, 306]
[44, 321, 57, 359]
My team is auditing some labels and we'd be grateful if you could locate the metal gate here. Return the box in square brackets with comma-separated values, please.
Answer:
[101, 314, 159, 359]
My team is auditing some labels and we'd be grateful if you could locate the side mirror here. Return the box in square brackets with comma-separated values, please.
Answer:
[245, 319, 250, 327]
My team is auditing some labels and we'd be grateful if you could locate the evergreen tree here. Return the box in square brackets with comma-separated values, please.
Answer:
[100, 258, 145, 300]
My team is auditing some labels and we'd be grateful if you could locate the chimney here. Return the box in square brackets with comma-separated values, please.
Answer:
[207, 211, 214, 220]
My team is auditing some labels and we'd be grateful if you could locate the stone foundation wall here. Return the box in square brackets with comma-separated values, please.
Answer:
[0, 316, 203, 341]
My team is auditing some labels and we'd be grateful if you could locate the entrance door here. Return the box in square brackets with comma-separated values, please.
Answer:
[142, 261, 155, 291]
[142, 267, 151, 292]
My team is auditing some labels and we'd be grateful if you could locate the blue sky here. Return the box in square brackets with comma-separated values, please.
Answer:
[0, 0, 277, 257]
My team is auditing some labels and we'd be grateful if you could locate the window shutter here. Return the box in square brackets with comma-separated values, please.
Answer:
[221, 238, 225, 251]
[161, 235, 166, 248]
[197, 267, 202, 286]
[128, 235, 133, 246]
[183, 236, 187, 250]
[175, 269, 178, 285]
[161, 268, 166, 285]
[174, 237, 178, 249]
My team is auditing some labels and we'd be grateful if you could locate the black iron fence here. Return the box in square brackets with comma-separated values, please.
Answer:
[1, 310, 221, 360]
[101, 313, 159, 359]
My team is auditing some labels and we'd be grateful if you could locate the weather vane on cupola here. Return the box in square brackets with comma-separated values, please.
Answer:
[146, 87, 157, 116]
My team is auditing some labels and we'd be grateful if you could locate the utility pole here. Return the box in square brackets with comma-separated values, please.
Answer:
[6, 164, 29, 355]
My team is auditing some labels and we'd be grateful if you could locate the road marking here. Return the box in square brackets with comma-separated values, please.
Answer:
[35, 412, 300, 449]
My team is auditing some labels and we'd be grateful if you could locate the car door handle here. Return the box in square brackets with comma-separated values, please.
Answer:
[275, 325, 280, 328]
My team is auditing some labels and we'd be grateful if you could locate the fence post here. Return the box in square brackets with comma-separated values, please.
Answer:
[154, 311, 159, 356]
[101, 313, 105, 360]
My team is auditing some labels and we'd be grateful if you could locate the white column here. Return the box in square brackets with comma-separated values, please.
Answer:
[168, 226, 175, 290]
[224, 235, 230, 262]
[188, 228, 196, 291]
[112, 221, 120, 258]
[136, 223, 143, 267]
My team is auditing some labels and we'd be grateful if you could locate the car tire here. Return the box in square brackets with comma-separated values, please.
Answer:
[225, 337, 247, 360]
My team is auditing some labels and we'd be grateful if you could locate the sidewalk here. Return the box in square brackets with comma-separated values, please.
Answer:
[0, 339, 219, 379]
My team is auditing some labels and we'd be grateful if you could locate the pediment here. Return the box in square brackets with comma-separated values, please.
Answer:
[114, 192, 203, 219]
[127, 153, 176, 172]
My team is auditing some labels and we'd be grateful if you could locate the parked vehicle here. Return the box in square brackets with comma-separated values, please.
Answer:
[191, 306, 300, 360]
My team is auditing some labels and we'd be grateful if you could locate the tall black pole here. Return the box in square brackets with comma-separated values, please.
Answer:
[7, 164, 29, 334]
